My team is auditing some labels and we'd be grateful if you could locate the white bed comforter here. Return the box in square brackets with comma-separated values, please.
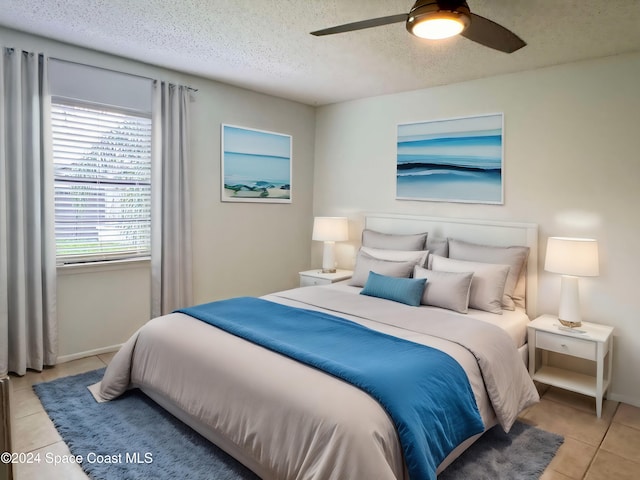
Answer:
[95, 285, 539, 480]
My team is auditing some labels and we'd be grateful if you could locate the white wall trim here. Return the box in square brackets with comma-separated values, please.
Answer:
[607, 393, 640, 409]
[57, 344, 123, 364]
[57, 258, 151, 276]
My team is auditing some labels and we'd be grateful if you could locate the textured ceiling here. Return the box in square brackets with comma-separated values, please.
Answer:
[0, 0, 639, 105]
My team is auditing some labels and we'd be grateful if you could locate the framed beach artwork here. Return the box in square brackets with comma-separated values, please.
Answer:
[396, 113, 504, 204]
[221, 124, 292, 203]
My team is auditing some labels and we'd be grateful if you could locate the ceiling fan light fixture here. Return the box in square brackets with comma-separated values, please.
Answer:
[406, 2, 471, 40]
[312, 0, 526, 54]
[410, 15, 465, 39]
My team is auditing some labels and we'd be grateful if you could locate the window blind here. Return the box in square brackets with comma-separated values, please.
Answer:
[52, 101, 152, 264]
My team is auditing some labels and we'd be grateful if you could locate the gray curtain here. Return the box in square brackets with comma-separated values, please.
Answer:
[150, 81, 193, 318]
[0, 48, 57, 376]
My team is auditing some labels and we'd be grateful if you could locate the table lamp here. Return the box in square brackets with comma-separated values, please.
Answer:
[544, 236, 599, 328]
[312, 217, 348, 273]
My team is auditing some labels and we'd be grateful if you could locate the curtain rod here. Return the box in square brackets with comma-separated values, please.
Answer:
[49, 57, 198, 92]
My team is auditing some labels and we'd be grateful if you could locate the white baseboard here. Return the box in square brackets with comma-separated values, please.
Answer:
[57, 344, 123, 364]
[607, 392, 640, 409]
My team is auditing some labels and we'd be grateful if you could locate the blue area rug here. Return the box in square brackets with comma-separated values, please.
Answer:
[34, 368, 259, 480]
[439, 419, 564, 480]
[34, 368, 563, 480]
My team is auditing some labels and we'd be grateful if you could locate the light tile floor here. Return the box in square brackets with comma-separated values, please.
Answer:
[7, 355, 640, 479]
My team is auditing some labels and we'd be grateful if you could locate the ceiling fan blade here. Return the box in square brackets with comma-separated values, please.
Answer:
[461, 13, 526, 53]
[311, 14, 408, 36]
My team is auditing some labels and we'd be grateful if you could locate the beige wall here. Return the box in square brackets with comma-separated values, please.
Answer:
[1, 27, 316, 359]
[313, 52, 640, 407]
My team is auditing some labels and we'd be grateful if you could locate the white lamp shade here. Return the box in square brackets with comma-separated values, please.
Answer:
[544, 237, 599, 277]
[312, 217, 348, 242]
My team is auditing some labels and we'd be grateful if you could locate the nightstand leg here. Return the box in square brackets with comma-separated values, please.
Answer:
[527, 326, 535, 377]
[596, 342, 604, 418]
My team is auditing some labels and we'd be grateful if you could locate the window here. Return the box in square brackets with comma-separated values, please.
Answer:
[52, 101, 152, 264]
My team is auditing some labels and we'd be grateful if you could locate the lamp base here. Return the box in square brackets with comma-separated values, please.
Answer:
[321, 241, 336, 275]
[558, 318, 582, 328]
[558, 275, 582, 328]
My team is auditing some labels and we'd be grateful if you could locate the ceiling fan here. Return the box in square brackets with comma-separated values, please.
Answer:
[311, 0, 526, 54]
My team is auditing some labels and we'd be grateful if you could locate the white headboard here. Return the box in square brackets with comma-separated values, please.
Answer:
[364, 213, 539, 317]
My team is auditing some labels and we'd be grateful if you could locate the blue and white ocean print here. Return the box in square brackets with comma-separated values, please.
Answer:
[222, 125, 292, 202]
[397, 114, 503, 204]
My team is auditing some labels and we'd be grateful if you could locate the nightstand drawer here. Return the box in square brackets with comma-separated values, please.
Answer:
[299, 269, 353, 288]
[536, 331, 596, 361]
[299, 276, 329, 287]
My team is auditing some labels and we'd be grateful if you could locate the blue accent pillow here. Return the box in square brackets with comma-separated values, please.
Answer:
[360, 271, 427, 307]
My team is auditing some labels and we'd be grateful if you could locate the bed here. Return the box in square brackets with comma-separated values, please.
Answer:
[93, 214, 540, 480]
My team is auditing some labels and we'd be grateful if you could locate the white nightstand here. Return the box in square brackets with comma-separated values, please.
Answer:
[528, 314, 614, 417]
[299, 269, 353, 287]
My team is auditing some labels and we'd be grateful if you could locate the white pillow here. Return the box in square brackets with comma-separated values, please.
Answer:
[448, 239, 529, 311]
[360, 247, 428, 267]
[413, 266, 472, 314]
[349, 251, 416, 287]
[430, 255, 510, 315]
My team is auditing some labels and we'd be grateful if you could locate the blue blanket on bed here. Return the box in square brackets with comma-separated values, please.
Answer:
[177, 297, 483, 480]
